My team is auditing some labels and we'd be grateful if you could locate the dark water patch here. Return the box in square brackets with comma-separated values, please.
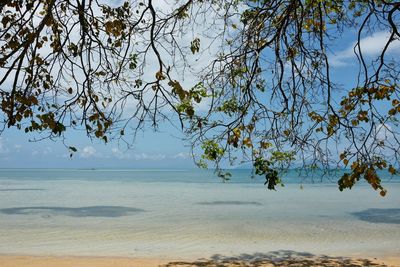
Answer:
[162, 250, 386, 266]
[0, 188, 46, 191]
[0, 206, 144, 217]
[197, 201, 262, 206]
[352, 208, 400, 224]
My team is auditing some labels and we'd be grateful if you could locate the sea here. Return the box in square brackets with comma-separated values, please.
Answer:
[0, 168, 399, 260]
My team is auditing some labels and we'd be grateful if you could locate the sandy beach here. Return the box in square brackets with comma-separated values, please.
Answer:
[0, 254, 399, 267]
[0, 255, 167, 267]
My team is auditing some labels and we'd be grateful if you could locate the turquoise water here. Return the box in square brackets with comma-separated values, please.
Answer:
[0, 169, 399, 259]
[0, 168, 398, 184]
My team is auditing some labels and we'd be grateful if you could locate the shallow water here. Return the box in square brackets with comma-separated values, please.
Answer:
[0, 169, 399, 259]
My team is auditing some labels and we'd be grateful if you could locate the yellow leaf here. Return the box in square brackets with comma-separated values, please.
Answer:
[243, 137, 252, 148]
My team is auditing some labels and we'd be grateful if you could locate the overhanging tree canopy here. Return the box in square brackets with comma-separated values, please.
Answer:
[0, 0, 399, 194]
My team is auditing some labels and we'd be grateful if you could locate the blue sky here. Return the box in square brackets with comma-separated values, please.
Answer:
[0, 6, 399, 169]
[0, 122, 194, 168]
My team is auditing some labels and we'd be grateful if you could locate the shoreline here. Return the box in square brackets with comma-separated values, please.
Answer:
[0, 255, 170, 267]
[1, 254, 399, 267]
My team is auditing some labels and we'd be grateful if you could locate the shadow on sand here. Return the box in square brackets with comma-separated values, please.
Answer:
[0, 206, 144, 217]
[352, 208, 400, 224]
[162, 250, 387, 266]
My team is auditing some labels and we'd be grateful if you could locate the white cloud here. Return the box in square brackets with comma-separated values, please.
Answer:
[172, 152, 191, 159]
[111, 148, 191, 161]
[111, 147, 131, 159]
[330, 31, 400, 67]
[30, 146, 53, 157]
[133, 152, 166, 161]
[43, 146, 52, 155]
[80, 146, 98, 158]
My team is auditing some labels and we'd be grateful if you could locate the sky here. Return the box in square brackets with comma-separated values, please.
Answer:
[0, 3, 399, 169]
[0, 122, 194, 169]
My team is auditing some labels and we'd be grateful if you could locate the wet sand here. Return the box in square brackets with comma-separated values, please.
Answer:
[0, 255, 168, 267]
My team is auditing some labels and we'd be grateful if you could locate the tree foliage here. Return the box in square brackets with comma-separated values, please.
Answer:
[0, 0, 399, 194]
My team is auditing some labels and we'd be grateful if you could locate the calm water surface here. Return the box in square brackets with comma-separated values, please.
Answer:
[0, 169, 399, 259]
